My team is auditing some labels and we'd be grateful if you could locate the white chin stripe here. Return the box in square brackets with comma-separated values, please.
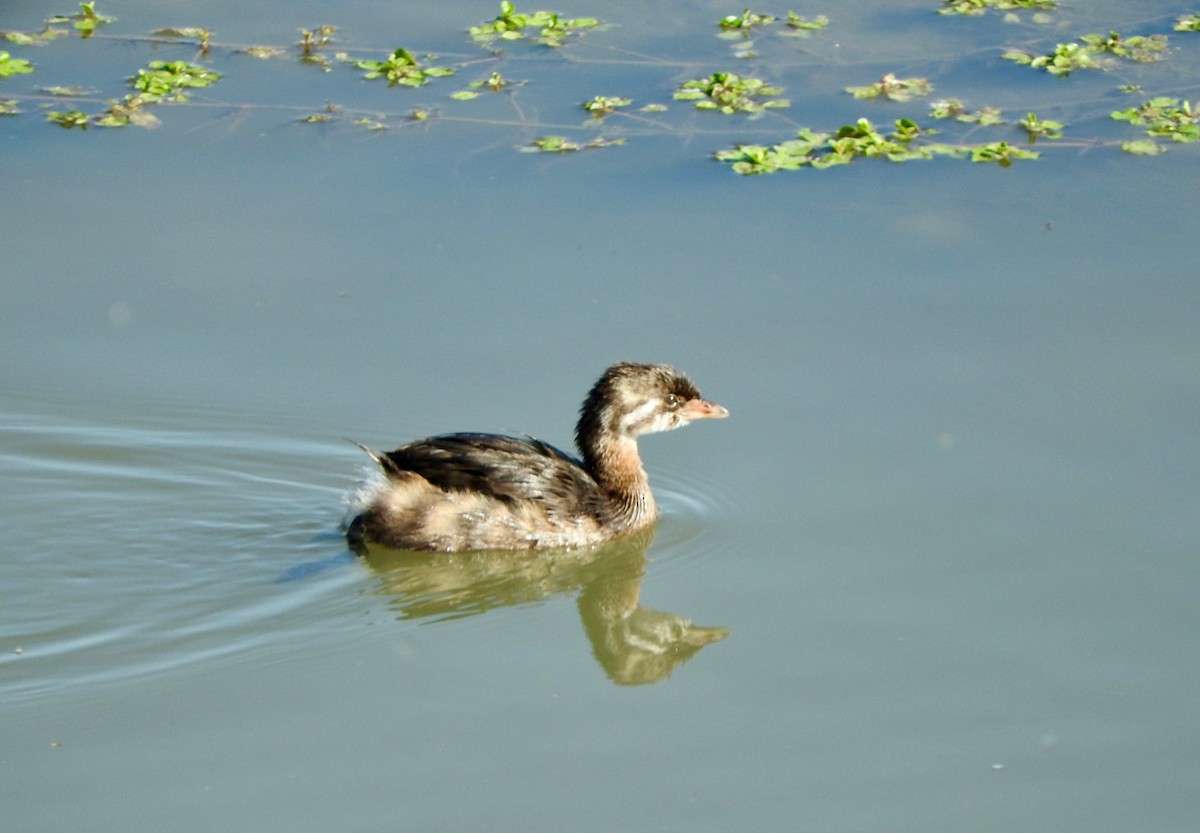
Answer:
[618, 399, 665, 436]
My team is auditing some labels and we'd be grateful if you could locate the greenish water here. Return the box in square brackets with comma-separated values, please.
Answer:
[3, 2, 1199, 831]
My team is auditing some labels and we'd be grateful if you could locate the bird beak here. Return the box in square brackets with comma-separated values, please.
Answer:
[682, 398, 729, 420]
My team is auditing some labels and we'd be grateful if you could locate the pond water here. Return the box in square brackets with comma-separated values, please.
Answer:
[3, 1, 1198, 831]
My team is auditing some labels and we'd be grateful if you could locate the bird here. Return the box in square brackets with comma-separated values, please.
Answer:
[346, 362, 728, 552]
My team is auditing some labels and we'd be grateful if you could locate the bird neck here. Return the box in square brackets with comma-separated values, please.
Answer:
[582, 433, 657, 525]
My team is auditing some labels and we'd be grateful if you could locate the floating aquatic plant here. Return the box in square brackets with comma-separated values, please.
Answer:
[714, 116, 1050, 174]
[939, 0, 1057, 15]
[846, 73, 933, 102]
[46, 2, 114, 39]
[674, 72, 788, 115]
[1017, 111, 1063, 140]
[469, 2, 600, 48]
[717, 9, 776, 36]
[152, 27, 215, 56]
[46, 108, 88, 128]
[356, 48, 455, 87]
[1004, 30, 1168, 76]
[783, 12, 829, 37]
[929, 99, 1004, 125]
[132, 60, 221, 100]
[521, 135, 625, 152]
[1111, 97, 1199, 143]
[451, 71, 522, 100]
[1080, 31, 1168, 63]
[0, 50, 34, 77]
[1002, 42, 1097, 76]
[2, 28, 67, 46]
[1, 2, 1197, 172]
[715, 118, 950, 173]
[582, 95, 632, 119]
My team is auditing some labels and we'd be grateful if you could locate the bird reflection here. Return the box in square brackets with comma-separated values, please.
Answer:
[354, 528, 728, 686]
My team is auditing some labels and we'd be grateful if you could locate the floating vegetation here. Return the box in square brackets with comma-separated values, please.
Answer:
[451, 71, 522, 100]
[132, 60, 220, 101]
[2, 28, 67, 47]
[42, 58, 220, 128]
[846, 73, 933, 102]
[582, 95, 632, 119]
[717, 9, 776, 36]
[46, 108, 89, 128]
[674, 72, 788, 115]
[929, 98, 1004, 125]
[468, 2, 601, 48]
[783, 12, 830, 37]
[298, 25, 338, 70]
[1016, 111, 1063, 140]
[521, 135, 625, 152]
[1121, 139, 1166, 155]
[1080, 31, 1169, 63]
[46, 2, 114, 39]
[0, 50, 33, 77]
[1003, 42, 1098, 76]
[1, 2, 1198, 170]
[1111, 97, 1199, 143]
[242, 46, 287, 60]
[1005, 30, 1172, 76]
[940, 0, 1058, 15]
[356, 48, 454, 87]
[152, 27, 214, 56]
[714, 114, 1055, 174]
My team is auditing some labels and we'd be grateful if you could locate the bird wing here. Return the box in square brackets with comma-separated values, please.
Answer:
[375, 433, 610, 515]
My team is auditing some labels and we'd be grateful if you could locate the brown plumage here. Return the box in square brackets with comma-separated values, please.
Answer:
[347, 362, 728, 552]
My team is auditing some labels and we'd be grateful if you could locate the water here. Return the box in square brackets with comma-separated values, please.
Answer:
[3, 2, 1199, 831]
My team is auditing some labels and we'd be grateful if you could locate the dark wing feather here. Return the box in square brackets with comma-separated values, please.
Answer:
[378, 433, 611, 516]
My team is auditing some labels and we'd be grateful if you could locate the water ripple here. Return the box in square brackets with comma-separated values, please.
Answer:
[0, 405, 366, 703]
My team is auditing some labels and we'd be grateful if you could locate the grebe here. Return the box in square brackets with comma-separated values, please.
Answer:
[347, 362, 728, 552]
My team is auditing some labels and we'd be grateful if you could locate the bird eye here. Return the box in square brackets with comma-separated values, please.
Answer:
[665, 393, 682, 409]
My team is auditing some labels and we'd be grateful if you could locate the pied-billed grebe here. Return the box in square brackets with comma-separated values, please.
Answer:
[347, 362, 728, 552]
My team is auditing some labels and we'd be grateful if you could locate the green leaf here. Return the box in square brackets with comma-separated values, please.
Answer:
[0, 50, 34, 77]
[1121, 140, 1164, 155]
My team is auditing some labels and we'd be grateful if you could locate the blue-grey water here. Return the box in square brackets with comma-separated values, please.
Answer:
[3, 2, 1198, 831]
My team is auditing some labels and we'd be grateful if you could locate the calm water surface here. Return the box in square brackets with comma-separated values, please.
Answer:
[3, 1, 1199, 831]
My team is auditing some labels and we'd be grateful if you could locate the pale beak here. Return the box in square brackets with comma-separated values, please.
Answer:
[681, 398, 729, 420]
